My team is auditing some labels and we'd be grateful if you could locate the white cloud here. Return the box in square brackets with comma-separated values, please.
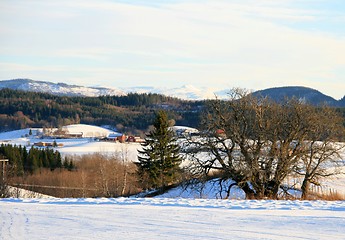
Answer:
[0, 0, 344, 99]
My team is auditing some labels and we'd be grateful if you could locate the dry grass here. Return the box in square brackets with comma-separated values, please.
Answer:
[9, 153, 141, 198]
[313, 190, 345, 201]
[301, 188, 345, 201]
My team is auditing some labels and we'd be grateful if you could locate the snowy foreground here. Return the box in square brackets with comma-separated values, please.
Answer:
[1, 198, 345, 240]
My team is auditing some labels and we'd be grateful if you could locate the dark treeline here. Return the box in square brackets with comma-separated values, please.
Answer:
[0, 144, 74, 176]
[0, 89, 203, 132]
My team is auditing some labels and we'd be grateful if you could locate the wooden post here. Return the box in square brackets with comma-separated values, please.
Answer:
[0, 159, 9, 181]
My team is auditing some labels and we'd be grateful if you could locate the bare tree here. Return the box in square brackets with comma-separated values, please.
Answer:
[117, 145, 130, 196]
[185, 88, 345, 199]
[294, 106, 345, 199]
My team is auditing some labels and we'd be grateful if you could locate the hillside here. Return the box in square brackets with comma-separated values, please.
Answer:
[252, 86, 343, 107]
[0, 88, 203, 132]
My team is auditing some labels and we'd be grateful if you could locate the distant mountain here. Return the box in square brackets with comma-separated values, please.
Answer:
[0, 79, 226, 100]
[252, 86, 344, 107]
[0, 79, 125, 97]
[119, 85, 225, 100]
[0, 79, 344, 106]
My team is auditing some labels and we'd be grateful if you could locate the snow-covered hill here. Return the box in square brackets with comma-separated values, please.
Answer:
[62, 124, 116, 138]
[0, 79, 228, 100]
[0, 79, 125, 97]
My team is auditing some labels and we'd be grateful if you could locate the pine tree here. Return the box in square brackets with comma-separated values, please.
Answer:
[137, 110, 182, 189]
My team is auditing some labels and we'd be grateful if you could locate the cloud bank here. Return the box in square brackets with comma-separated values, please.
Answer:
[0, 0, 344, 99]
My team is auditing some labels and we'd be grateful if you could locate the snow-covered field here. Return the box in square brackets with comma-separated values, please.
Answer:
[0, 125, 142, 160]
[1, 198, 344, 240]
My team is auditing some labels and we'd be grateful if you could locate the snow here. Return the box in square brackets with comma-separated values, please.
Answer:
[7, 186, 54, 198]
[0, 79, 229, 100]
[0, 198, 344, 239]
[157, 178, 246, 199]
[58, 141, 141, 160]
[0, 128, 35, 140]
[171, 125, 199, 133]
[323, 167, 345, 196]
[62, 124, 117, 138]
[117, 85, 228, 100]
[0, 79, 125, 97]
[0, 125, 140, 158]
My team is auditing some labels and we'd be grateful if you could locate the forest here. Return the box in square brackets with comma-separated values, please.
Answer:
[0, 88, 203, 133]
[0, 144, 74, 176]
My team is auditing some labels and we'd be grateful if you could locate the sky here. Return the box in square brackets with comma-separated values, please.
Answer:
[0, 0, 345, 99]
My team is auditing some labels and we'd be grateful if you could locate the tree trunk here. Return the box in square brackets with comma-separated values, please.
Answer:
[268, 180, 280, 199]
[121, 167, 127, 196]
[301, 177, 310, 200]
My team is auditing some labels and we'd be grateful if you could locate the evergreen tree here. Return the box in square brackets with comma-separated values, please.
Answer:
[137, 110, 182, 189]
[63, 157, 70, 169]
[63, 157, 75, 171]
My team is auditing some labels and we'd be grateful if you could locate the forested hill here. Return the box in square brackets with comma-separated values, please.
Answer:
[0, 89, 204, 133]
[252, 86, 345, 107]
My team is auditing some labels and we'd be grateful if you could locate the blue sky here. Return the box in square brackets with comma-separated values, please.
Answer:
[1, 0, 344, 99]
